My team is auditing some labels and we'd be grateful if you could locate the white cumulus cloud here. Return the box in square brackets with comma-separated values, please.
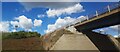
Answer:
[114, 35, 120, 38]
[10, 15, 43, 31]
[45, 16, 86, 33]
[19, 2, 78, 11]
[34, 19, 42, 26]
[15, 15, 33, 30]
[77, 16, 87, 21]
[37, 14, 45, 18]
[10, 21, 19, 28]
[46, 3, 84, 17]
[0, 22, 10, 32]
[109, 25, 120, 31]
[12, 29, 17, 32]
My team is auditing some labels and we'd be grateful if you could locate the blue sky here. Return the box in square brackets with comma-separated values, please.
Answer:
[1, 2, 119, 36]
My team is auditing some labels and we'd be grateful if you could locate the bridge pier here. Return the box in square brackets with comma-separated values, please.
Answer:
[81, 30, 120, 52]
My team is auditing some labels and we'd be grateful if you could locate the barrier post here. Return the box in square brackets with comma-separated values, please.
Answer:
[107, 5, 110, 12]
[96, 11, 98, 17]
[86, 15, 89, 20]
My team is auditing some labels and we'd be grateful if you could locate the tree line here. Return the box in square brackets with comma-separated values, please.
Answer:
[2, 31, 41, 39]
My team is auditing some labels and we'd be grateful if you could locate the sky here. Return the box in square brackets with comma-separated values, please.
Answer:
[0, 2, 119, 37]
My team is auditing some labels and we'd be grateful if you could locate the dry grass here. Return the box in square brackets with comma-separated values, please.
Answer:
[2, 37, 44, 51]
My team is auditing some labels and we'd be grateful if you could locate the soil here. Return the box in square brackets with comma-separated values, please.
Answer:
[2, 37, 44, 51]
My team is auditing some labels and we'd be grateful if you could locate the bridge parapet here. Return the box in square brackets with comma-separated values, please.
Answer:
[74, 3, 120, 26]
[74, 3, 120, 31]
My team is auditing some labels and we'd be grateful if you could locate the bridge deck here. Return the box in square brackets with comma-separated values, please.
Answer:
[75, 7, 120, 27]
[75, 7, 120, 31]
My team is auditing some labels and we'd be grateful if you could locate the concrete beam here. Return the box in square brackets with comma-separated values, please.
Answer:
[75, 8, 120, 32]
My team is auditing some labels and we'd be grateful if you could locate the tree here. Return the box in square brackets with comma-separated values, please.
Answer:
[14, 25, 18, 32]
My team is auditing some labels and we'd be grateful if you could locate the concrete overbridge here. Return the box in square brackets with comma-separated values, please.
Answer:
[74, 5, 120, 32]
[43, 3, 120, 51]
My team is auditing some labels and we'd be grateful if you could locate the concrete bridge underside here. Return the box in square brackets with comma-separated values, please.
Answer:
[75, 8, 120, 31]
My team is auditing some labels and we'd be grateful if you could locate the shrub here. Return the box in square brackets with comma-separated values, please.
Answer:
[2, 31, 41, 39]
